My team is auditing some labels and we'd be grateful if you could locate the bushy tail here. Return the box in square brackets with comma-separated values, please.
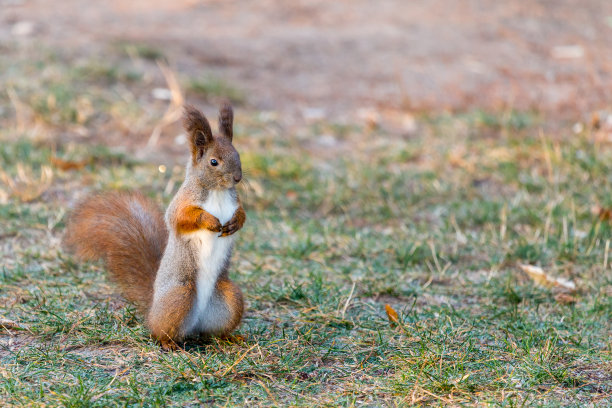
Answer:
[63, 191, 168, 313]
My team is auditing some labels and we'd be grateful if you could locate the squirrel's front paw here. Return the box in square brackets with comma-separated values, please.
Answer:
[197, 212, 222, 233]
[220, 207, 246, 237]
[207, 219, 222, 233]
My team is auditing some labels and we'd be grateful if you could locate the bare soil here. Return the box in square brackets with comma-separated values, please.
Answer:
[2, 0, 612, 121]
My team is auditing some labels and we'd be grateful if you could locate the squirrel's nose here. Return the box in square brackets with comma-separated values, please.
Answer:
[233, 174, 242, 183]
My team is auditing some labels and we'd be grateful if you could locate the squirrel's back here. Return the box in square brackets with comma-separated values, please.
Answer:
[63, 191, 168, 312]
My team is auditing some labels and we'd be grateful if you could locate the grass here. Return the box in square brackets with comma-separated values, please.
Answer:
[1, 53, 611, 407]
[114, 41, 167, 62]
[186, 76, 246, 105]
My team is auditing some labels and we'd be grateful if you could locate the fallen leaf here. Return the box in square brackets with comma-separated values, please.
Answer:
[592, 205, 612, 222]
[51, 156, 89, 171]
[385, 304, 399, 324]
[356, 108, 380, 129]
[554, 293, 578, 305]
[519, 264, 576, 292]
[591, 112, 601, 130]
[448, 151, 475, 172]
[0, 318, 30, 331]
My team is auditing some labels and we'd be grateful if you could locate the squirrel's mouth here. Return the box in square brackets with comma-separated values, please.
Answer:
[215, 177, 238, 190]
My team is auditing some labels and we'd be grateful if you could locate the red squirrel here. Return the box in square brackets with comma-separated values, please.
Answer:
[64, 103, 246, 350]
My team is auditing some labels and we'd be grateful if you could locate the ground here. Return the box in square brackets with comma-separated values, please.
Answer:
[1, 1, 611, 407]
[3, 0, 612, 118]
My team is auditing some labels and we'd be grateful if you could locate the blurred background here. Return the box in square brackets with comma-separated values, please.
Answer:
[2, 0, 612, 157]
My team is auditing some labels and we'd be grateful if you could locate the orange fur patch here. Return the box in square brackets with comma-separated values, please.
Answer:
[174, 202, 221, 234]
[216, 278, 244, 334]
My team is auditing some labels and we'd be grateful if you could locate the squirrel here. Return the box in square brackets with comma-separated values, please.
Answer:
[63, 103, 246, 350]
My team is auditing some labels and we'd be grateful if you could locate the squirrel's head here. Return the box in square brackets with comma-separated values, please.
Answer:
[183, 103, 242, 190]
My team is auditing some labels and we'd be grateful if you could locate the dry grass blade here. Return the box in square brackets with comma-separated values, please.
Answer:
[7, 86, 32, 132]
[0, 164, 53, 202]
[147, 61, 185, 147]
[219, 345, 257, 377]
[0, 185, 7, 204]
[340, 281, 356, 319]
[518, 264, 576, 292]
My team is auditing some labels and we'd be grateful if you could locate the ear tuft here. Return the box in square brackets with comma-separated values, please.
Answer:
[183, 105, 213, 162]
[218, 101, 233, 141]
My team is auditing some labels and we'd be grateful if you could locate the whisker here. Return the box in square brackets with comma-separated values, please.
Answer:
[238, 177, 254, 205]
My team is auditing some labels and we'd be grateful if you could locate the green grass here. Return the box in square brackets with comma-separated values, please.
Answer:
[114, 41, 167, 62]
[1, 53, 611, 407]
[186, 76, 246, 104]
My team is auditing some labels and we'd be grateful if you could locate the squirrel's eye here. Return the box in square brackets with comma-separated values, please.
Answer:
[210, 159, 218, 166]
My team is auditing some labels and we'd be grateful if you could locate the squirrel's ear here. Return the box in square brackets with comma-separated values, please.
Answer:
[218, 102, 233, 141]
[183, 105, 213, 162]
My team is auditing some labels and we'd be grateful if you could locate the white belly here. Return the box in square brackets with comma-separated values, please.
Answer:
[183, 189, 238, 334]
